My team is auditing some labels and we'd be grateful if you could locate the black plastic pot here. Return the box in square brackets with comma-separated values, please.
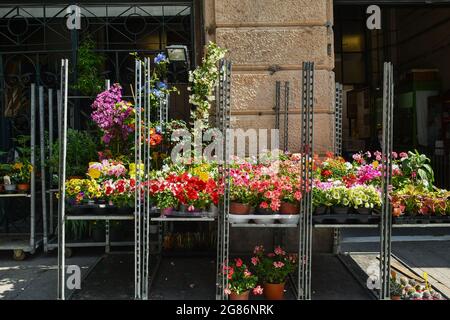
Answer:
[332, 206, 349, 215]
[255, 207, 276, 215]
[314, 206, 329, 215]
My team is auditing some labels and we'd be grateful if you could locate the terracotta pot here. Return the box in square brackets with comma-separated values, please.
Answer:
[229, 290, 250, 300]
[264, 283, 285, 300]
[230, 202, 251, 215]
[280, 202, 299, 215]
[17, 183, 30, 193]
[391, 295, 401, 300]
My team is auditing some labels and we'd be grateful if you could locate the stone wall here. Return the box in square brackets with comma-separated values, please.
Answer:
[203, 0, 335, 252]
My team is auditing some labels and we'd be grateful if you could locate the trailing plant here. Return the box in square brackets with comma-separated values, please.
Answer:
[72, 38, 105, 96]
[188, 42, 227, 127]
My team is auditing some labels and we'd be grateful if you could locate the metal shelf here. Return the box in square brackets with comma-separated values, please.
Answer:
[231, 223, 298, 228]
[65, 215, 134, 221]
[151, 217, 215, 222]
[0, 193, 31, 198]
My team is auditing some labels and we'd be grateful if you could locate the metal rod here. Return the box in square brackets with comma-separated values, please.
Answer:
[48, 88, 54, 243]
[39, 86, 48, 250]
[30, 84, 36, 250]
[57, 59, 69, 300]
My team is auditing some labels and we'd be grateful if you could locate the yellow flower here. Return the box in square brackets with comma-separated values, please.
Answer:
[87, 168, 101, 179]
[372, 161, 379, 168]
[28, 165, 33, 173]
[129, 162, 144, 178]
[13, 163, 23, 170]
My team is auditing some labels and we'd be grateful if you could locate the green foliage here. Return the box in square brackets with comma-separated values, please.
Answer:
[72, 38, 105, 96]
[49, 129, 98, 178]
[188, 42, 227, 126]
[400, 150, 434, 189]
[390, 277, 404, 297]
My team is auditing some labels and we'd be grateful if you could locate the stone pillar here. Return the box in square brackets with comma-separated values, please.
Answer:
[204, 0, 335, 252]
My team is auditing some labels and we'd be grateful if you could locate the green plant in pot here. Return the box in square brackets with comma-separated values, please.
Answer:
[252, 245, 296, 300]
[67, 220, 89, 241]
[49, 129, 98, 182]
[90, 220, 105, 242]
[390, 277, 404, 300]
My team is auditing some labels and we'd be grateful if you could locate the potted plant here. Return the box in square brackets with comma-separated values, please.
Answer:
[49, 129, 98, 181]
[223, 258, 263, 300]
[252, 245, 296, 300]
[390, 277, 403, 300]
[12, 161, 33, 192]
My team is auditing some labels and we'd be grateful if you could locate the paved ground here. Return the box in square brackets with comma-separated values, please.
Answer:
[1, 228, 450, 300]
[0, 249, 100, 299]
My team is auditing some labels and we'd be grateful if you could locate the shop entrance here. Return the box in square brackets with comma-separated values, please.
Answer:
[334, 2, 450, 188]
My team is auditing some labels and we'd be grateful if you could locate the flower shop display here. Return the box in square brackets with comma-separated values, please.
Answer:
[223, 258, 263, 300]
[252, 245, 297, 300]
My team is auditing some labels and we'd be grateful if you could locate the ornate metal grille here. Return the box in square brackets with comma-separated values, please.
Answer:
[0, 2, 194, 149]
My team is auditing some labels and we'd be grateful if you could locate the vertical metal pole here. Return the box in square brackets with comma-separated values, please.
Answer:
[134, 59, 142, 300]
[274, 81, 281, 131]
[48, 88, 54, 240]
[380, 62, 393, 300]
[30, 84, 36, 250]
[57, 59, 69, 300]
[333, 82, 343, 255]
[298, 62, 314, 300]
[104, 79, 111, 254]
[284, 81, 290, 153]
[39, 86, 48, 250]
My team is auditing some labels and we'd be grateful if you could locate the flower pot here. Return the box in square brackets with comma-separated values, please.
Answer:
[391, 296, 402, 300]
[4, 184, 16, 193]
[356, 207, 372, 215]
[332, 206, 349, 215]
[161, 207, 174, 216]
[230, 202, 251, 215]
[0, 184, 4, 193]
[264, 283, 285, 300]
[279, 202, 299, 215]
[17, 183, 30, 193]
[314, 206, 328, 215]
[254, 206, 276, 224]
[256, 207, 276, 215]
[229, 290, 250, 300]
[116, 207, 134, 215]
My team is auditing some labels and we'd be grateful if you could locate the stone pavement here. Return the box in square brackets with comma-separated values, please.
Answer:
[0, 248, 100, 300]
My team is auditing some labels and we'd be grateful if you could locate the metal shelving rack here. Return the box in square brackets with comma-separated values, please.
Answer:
[216, 61, 315, 300]
[57, 59, 135, 300]
[320, 63, 450, 300]
[45, 79, 135, 256]
[0, 83, 40, 260]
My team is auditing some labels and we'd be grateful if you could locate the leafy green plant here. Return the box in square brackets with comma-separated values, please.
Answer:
[48, 129, 98, 178]
[400, 150, 434, 189]
[390, 277, 404, 297]
[67, 220, 89, 240]
[72, 38, 105, 96]
[223, 258, 260, 296]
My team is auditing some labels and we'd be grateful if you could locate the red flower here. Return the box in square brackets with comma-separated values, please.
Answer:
[235, 258, 243, 268]
[321, 170, 332, 178]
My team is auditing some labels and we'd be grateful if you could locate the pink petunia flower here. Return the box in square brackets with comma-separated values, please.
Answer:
[253, 286, 264, 295]
[273, 261, 285, 268]
[251, 257, 259, 266]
